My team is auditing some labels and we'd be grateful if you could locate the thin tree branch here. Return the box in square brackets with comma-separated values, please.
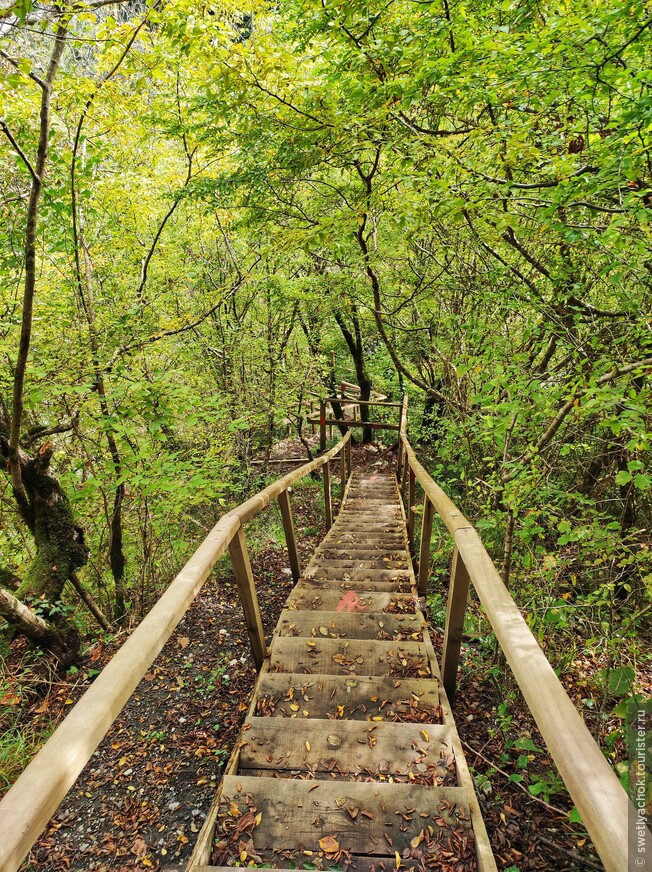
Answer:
[0, 120, 38, 185]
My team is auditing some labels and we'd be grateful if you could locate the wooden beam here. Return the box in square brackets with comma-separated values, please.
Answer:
[277, 490, 301, 583]
[339, 446, 346, 496]
[407, 466, 416, 545]
[322, 397, 403, 408]
[441, 548, 470, 705]
[323, 460, 332, 530]
[319, 399, 326, 451]
[228, 527, 267, 670]
[417, 496, 435, 596]
[307, 418, 400, 431]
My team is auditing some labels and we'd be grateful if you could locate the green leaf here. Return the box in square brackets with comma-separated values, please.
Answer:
[606, 667, 635, 697]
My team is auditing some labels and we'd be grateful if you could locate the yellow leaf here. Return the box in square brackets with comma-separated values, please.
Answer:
[395, 850, 401, 869]
[305, 741, 311, 751]
[254, 811, 263, 826]
[290, 702, 300, 711]
[240, 851, 247, 862]
[420, 729, 429, 742]
[319, 836, 339, 853]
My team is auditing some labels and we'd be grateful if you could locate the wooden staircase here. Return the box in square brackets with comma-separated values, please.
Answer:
[189, 471, 496, 872]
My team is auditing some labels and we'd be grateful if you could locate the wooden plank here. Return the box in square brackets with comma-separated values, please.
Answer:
[239, 717, 453, 777]
[441, 548, 470, 705]
[286, 587, 416, 613]
[269, 637, 431, 677]
[316, 547, 409, 560]
[319, 399, 326, 451]
[215, 777, 472, 858]
[417, 495, 435, 596]
[307, 418, 401, 431]
[299, 573, 412, 592]
[323, 397, 403, 408]
[276, 609, 425, 641]
[228, 527, 267, 670]
[300, 558, 410, 571]
[407, 467, 416, 545]
[278, 490, 302, 583]
[253, 672, 442, 722]
[323, 534, 407, 546]
[323, 461, 332, 530]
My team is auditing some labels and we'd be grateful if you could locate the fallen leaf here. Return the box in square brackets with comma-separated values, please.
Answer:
[319, 836, 340, 853]
[178, 636, 190, 649]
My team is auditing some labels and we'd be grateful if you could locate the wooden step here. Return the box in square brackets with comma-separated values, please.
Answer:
[297, 576, 412, 593]
[276, 610, 425, 641]
[316, 547, 409, 560]
[322, 534, 407, 546]
[302, 567, 412, 585]
[286, 586, 416, 613]
[302, 558, 410, 570]
[269, 637, 431, 676]
[212, 777, 474, 863]
[239, 717, 455, 779]
[253, 672, 442, 722]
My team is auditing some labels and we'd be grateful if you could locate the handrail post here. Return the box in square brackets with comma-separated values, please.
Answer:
[441, 547, 470, 705]
[228, 526, 267, 670]
[397, 437, 403, 482]
[278, 489, 302, 583]
[319, 399, 326, 451]
[401, 453, 409, 500]
[323, 459, 333, 529]
[407, 467, 416, 546]
[310, 401, 315, 435]
[417, 495, 435, 596]
[339, 444, 346, 497]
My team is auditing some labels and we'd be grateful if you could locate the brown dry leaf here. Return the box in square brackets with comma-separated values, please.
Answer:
[327, 734, 342, 748]
[131, 836, 148, 857]
[178, 636, 190, 648]
[319, 836, 340, 853]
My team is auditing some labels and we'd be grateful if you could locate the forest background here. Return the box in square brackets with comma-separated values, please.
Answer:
[0, 0, 650, 819]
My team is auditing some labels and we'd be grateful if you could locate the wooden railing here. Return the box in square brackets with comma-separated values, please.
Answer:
[396, 419, 634, 872]
[0, 432, 352, 872]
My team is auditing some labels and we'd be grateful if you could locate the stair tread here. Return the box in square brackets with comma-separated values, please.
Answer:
[214, 776, 473, 859]
[240, 716, 454, 778]
[269, 636, 431, 676]
[253, 672, 442, 722]
[276, 609, 425, 640]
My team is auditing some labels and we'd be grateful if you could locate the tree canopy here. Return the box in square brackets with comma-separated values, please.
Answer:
[0, 0, 649, 671]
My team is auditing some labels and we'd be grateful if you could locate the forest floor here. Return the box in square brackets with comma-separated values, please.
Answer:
[1, 439, 642, 871]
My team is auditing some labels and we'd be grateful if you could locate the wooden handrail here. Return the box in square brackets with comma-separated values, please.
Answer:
[0, 432, 351, 872]
[398, 433, 634, 872]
